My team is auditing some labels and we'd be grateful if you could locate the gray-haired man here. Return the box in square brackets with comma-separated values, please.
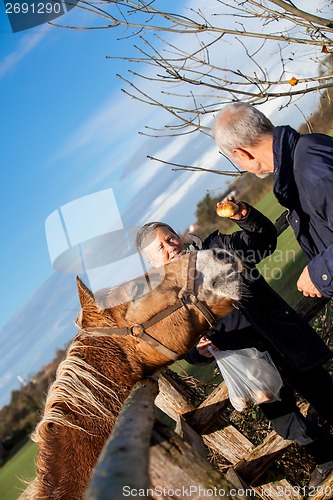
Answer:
[212, 102, 333, 300]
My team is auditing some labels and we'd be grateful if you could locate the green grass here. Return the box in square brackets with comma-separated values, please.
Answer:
[255, 188, 285, 221]
[0, 441, 37, 500]
[172, 358, 221, 387]
[255, 190, 307, 306]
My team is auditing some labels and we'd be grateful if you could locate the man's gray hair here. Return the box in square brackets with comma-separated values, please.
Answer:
[212, 103, 274, 155]
[136, 222, 179, 257]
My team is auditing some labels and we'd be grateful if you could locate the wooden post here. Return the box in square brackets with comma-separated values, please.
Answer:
[234, 430, 292, 484]
[155, 370, 196, 421]
[203, 425, 253, 464]
[149, 421, 252, 499]
[308, 474, 333, 500]
[156, 370, 207, 456]
[85, 378, 159, 500]
[186, 381, 229, 434]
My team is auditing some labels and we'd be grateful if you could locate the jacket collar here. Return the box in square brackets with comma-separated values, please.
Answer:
[188, 231, 220, 251]
[273, 125, 300, 209]
[187, 233, 203, 251]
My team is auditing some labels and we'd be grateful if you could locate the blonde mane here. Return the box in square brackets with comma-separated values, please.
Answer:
[33, 333, 124, 441]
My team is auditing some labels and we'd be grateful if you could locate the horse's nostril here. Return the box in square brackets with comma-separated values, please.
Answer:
[226, 268, 236, 279]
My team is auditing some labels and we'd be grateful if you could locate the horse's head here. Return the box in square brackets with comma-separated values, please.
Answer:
[76, 249, 242, 362]
[21, 250, 242, 500]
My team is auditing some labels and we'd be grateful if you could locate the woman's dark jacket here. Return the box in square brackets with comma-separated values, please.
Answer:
[185, 204, 332, 373]
[273, 125, 333, 297]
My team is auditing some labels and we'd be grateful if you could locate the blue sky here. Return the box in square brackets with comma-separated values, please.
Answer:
[0, 3, 167, 330]
[1, 1, 236, 405]
[0, 0, 325, 406]
[1, 0, 245, 333]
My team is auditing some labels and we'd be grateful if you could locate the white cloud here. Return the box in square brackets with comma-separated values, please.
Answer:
[0, 371, 12, 390]
[124, 132, 198, 193]
[140, 142, 220, 223]
[0, 29, 47, 79]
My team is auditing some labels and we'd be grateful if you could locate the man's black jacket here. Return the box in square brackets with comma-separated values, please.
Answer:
[186, 204, 332, 373]
[273, 125, 333, 297]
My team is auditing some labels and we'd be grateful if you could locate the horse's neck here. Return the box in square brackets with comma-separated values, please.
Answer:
[34, 416, 117, 499]
[33, 382, 131, 500]
[30, 333, 163, 499]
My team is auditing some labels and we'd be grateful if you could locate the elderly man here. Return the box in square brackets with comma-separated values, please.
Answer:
[212, 102, 333, 299]
[136, 201, 333, 487]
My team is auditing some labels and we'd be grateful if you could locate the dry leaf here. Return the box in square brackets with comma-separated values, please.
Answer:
[289, 77, 298, 86]
[322, 45, 333, 54]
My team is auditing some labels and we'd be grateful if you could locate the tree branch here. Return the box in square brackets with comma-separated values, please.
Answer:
[268, 0, 333, 29]
[147, 156, 242, 176]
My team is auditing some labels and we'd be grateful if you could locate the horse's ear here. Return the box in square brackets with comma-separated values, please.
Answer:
[76, 276, 96, 310]
[76, 276, 104, 329]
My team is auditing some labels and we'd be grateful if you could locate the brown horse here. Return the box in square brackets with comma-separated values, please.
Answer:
[20, 249, 241, 499]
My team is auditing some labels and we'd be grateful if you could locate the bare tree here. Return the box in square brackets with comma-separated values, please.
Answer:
[54, 0, 333, 173]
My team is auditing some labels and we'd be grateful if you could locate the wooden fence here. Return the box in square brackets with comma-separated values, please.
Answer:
[85, 212, 333, 500]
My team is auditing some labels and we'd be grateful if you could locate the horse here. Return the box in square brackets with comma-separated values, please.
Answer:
[20, 249, 242, 499]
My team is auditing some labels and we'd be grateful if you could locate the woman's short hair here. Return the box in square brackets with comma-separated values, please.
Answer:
[136, 222, 179, 257]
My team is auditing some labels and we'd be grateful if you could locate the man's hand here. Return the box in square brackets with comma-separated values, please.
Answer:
[297, 266, 323, 298]
[197, 337, 219, 358]
[224, 196, 248, 220]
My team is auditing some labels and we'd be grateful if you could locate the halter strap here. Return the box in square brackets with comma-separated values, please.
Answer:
[83, 252, 216, 361]
[178, 251, 216, 327]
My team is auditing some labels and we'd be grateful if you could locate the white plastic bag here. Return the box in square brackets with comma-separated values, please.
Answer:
[210, 347, 283, 411]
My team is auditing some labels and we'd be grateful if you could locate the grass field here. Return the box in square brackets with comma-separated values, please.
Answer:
[0, 440, 37, 500]
[255, 190, 307, 306]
